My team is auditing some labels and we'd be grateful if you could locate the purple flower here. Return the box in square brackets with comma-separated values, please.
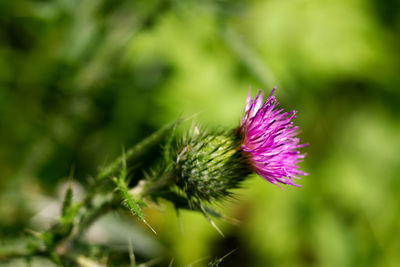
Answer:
[240, 87, 307, 188]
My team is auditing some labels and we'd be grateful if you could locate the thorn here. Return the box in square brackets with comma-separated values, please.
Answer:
[200, 205, 224, 237]
[143, 219, 157, 235]
[209, 219, 224, 238]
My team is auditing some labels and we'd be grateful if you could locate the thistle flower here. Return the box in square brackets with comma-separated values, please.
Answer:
[239, 87, 307, 187]
[172, 87, 307, 202]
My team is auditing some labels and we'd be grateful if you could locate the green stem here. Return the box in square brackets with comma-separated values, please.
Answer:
[97, 121, 180, 180]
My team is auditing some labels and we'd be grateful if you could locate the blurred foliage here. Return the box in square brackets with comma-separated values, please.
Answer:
[1, 0, 399, 266]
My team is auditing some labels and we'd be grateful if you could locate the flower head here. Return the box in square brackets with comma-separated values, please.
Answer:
[170, 87, 307, 203]
[240, 87, 307, 187]
[174, 128, 251, 202]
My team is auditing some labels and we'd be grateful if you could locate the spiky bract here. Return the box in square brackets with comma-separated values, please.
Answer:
[174, 130, 250, 202]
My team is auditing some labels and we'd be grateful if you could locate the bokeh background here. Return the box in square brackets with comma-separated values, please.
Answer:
[1, 0, 400, 266]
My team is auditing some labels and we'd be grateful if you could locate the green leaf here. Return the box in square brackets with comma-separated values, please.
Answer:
[61, 185, 73, 218]
[119, 184, 156, 234]
[115, 152, 156, 234]
[119, 181, 144, 221]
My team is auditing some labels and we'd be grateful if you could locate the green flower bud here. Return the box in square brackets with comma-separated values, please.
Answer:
[173, 130, 251, 202]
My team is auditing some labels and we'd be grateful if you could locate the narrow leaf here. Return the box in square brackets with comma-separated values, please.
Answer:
[120, 183, 144, 221]
[61, 185, 73, 218]
[114, 150, 157, 234]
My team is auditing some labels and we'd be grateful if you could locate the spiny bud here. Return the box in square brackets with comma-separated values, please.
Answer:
[173, 129, 251, 202]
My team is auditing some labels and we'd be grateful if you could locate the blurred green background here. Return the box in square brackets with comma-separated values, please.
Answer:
[1, 0, 400, 266]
